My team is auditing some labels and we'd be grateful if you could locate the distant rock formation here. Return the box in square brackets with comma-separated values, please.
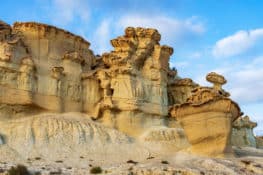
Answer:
[0, 20, 261, 159]
[231, 116, 257, 147]
[257, 136, 263, 149]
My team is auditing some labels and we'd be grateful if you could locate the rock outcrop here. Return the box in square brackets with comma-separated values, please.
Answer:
[0, 113, 149, 162]
[256, 136, 263, 149]
[91, 27, 173, 137]
[0, 21, 95, 112]
[231, 115, 257, 147]
[169, 72, 241, 156]
[0, 20, 261, 161]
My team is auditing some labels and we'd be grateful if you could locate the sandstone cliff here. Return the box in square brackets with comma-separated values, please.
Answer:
[0, 20, 262, 174]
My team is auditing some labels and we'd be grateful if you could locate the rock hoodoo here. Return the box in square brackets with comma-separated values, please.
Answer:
[231, 115, 258, 147]
[0, 21, 261, 159]
[169, 72, 241, 156]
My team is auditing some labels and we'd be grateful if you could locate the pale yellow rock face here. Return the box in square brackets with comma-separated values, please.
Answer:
[256, 136, 263, 149]
[231, 116, 257, 147]
[0, 21, 260, 161]
[0, 21, 95, 112]
[169, 73, 241, 156]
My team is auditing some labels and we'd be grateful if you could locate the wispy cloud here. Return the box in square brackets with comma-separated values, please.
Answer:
[90, 14, 205, 54]
[188, 51, 202, 59]
[45, 0, 90, 26]
[92, 19, 112, 54]
[212, 29, 263, 58]
[194, 56, 263, 104]
[228, 57, 263, 103]
[117, 15, 205, 44]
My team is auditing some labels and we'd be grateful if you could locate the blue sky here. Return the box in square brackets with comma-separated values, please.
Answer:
[1, 0, 263, 135]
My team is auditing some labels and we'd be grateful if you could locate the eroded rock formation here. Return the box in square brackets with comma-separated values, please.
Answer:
[0, 20, 261, 160]
[169, 72, 241, 156]
[231, 116, 257, 147]
[257, 136, 263, 149]
[0, 21, 95, 112]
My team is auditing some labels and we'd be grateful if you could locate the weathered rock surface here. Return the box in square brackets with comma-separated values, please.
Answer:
[231, 116, 258, 147]
[0, 20, 262, 174]
[256, 136, 263, 149]
[1, 148, 263, 175]
[169, 72, 241, 156]
[0, 113, 152, 163]
[0, 21, 95, 112]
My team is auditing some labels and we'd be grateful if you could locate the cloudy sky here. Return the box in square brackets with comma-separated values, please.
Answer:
[1, 0, 263, 135]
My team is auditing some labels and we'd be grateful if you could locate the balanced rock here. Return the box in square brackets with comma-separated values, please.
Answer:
[231, 116, 257, 147]
[169, 73, 241, 156]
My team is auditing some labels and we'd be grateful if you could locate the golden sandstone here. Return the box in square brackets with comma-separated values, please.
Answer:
[0, 20, 261, 163]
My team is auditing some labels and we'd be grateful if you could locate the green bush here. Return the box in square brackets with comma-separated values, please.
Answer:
[7, 164, 30, 175]
[161, 160, 169, 164]
[90, 166, 102, 174]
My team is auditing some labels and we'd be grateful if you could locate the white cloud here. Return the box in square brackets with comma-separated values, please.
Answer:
[228, 59, 263, 103]
[192, 56, 263, 134]
[189, 51, 202, 59]
[212, 29, 263, 58]
[90, 15, 205, 54]
[194, 56, 263, 104]
[173, 61, 189, 69]
[48, 0, 89, 26]
[92, 19, 112, 54]
[116, 15, 205, 44]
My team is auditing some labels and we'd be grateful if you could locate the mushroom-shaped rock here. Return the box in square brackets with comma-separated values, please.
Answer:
[233, 115, 257, 129]
[169, 74, 241, 156]
[206, 72, 226, 91]
[231, 116, 258, 147]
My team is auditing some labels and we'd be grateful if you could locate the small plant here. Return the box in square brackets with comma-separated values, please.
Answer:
[7, 164, 30, 175]
[90, 166, 103, 174]
[161, 160, 169, 164]
[0, 168, 4, 173]
[241, 159, 251, 165]
[49, 170, 62, 175]
[147, 156, 155, 160]
[126, 160, 138, 164]
[35, 157, 41, 160]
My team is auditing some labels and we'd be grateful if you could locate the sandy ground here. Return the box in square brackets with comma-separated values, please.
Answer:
[0, 146, 263, 175]
[0, 113, 262, 174]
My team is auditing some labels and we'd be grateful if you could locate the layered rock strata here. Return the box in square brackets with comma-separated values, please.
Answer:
[169, 72, 241, 156]
[231, 116, 257, 147]
[0, 20, 261, 159]
[0, 21, 95, 112]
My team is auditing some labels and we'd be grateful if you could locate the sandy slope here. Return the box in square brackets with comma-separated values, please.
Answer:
[0, 113, 263, 175]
